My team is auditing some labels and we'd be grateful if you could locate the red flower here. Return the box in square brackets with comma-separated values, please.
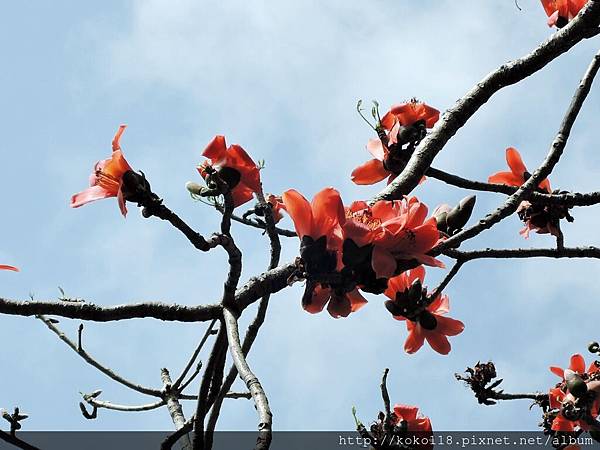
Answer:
[540, 0, 588, 27]
[380, 101, 440, 132]
[360, 198, 443, 278]
[282, 188, 367, 318]
[198, 135, 261, 207]
[351, 101, 439, 186]
[0, 265, 18, 272]
[488, 147, 551, 192]
[71, 125, 133, 217]
[550, 353, 599, 379]
[351, 139, 394, 185]
[489, 147, 560, 238]
[266, 194, 285, 224]
[303, 283, 368, 318]
[281, 188, 345, 244]
[385, 267, 464, 355]
[549, 386, 597, 434]
[393, 404, 433, 450]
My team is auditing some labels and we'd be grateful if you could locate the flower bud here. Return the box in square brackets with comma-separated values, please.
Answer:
[564, 369, 587, 398]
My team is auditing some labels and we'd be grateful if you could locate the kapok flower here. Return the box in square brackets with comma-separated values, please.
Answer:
[0, 265, 18, 272]
[488, 147, 551, 192]
[540, 0, 588, 27]
[380, 101, 440, 133]
[384, 267, 464, 355]
[71, 125, 133, 217]
[369, 197, 443, 278]
[549, 386, 598, 433]
[336, 197, 441, 295]
[351, 100, 439, 186]
[198, 135, 261, 208]
[550, 353, 599, 379]
[283, 188, 367, 317]
[393, 404, 433, 434]
[303, 283, 368, 319]
[488, 147, 565, 238]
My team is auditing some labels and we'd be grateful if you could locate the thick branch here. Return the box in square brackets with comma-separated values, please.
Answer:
[436, 48, 600, 251]
[222, 308, 272, 450]
[0, 298, 222, 323]
[371, 1, 600, 201]
[161, 368, 192, 450]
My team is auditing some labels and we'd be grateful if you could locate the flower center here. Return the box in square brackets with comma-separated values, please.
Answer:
[346, 209, 382, 230]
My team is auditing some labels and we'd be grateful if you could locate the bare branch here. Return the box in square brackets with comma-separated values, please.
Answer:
[82, 395, 165, 413]
[437, 48, 600, 251]
[222, 308, 272, 450]
[172, 320, 218, 390]
[161, 368, 192, 450]
[0, 299, 222, 323]
[37, 315, 161, 397]
[445, 246, 600, 261]
[371, 1, 600, 202]
[380, 368, 391, 420]
[427, 166, 600, 207]
[207, 190, 282, 437]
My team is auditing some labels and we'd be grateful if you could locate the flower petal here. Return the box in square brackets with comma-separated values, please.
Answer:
[550, 366, 565, 378]
[0, 265, 19, 272]
[425, 331, 451, 355]
[303, 284, 330, 314]
[202, 135, 228, 160]
[282, 189, 313, 238]
[435, 315, 464, 336]
[404, 323, 425, 354]
[366, 138, 385, 160]
[569, 354, 586, 374]
[488, 171, 524, 186]
[372, 246, 397, 279]
[112, 125, 127, 151]
[506, 147, 527, 178]
[347, 288, 368, 313]
[351, 159, 390, 185]
[311, 188, 344, 238]
[71, 185, 115, 208]
[393, 404, 419, 422]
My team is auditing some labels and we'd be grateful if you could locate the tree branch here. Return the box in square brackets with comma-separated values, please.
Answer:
[436, 48, 600, 252]
[37, 315, 161, 397]
[371, 0, 600, 202]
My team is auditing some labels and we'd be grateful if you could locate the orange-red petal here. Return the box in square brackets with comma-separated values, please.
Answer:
[202, 135, 228, 160]
[351, 159, 390, 185]
[282, 189, 313, 238]
[0, 265, 19, 272]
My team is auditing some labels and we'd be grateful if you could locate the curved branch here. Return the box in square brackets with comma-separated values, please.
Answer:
[436, 48, 600, 252]
[83, 397, 165, 412]
[371, 0, 600, 202]
[37, 315, 161, 397]
[427, 166, 600, 207]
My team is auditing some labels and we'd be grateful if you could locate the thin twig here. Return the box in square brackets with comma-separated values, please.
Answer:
[36, 315, 161, 397]
[82, 396, 165, 412]
[172, 320, 218, 390]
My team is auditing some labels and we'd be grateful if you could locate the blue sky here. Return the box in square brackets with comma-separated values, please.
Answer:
[1, 0, 600, 432]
